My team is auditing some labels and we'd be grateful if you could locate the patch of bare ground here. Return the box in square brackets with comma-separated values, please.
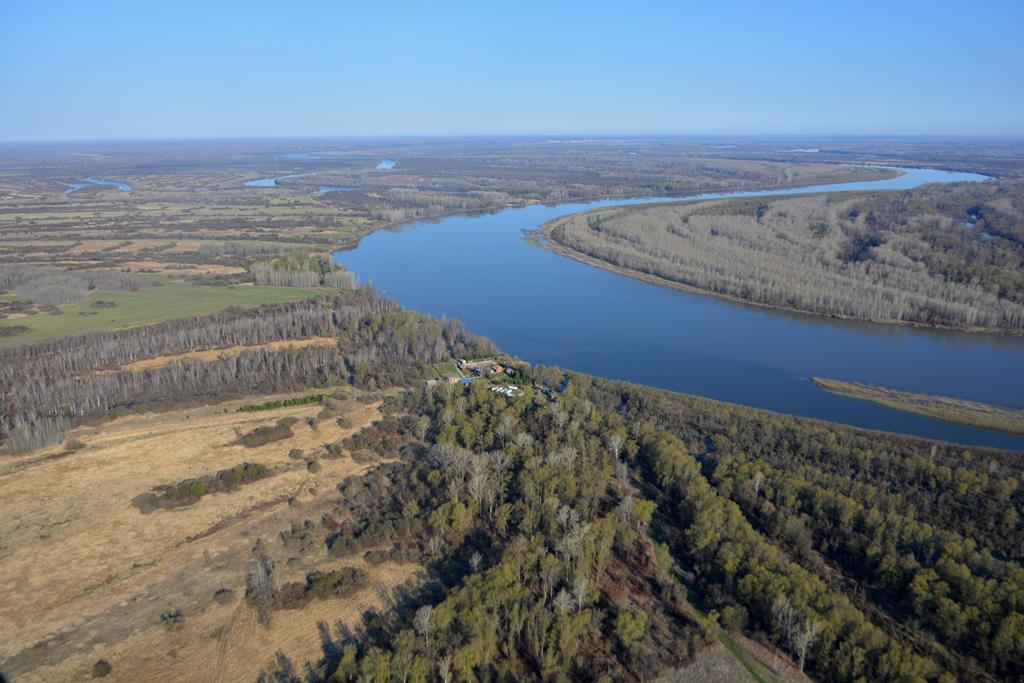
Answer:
[658, 643, 754, 682]
[659, 639, 810, 683]
[108, 336, 338, 372]
[0, 390, 415, 682]
[117, 260, 248, 276]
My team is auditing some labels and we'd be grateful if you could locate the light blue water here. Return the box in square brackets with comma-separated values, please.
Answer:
[376, 159, 396, 170]
[333, 167, 1024, 449]
[244, 173, 309, 188]
[64, 178, 132, 193]
[317, 186, 356, 194]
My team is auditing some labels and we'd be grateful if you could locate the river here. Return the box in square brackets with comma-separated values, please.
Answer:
[333, 167, 1024, 449]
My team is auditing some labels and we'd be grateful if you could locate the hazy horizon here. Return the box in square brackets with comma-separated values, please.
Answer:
[3, 1, 1023, 142]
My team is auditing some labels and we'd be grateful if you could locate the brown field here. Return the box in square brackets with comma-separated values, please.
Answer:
[112, 336, 339, 372]
[0, 391, 417, 682]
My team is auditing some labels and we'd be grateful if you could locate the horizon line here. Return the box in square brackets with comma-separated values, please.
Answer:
[4, 131, 1024, 146]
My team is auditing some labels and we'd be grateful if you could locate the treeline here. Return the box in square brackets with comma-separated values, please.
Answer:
[238, 393, 326, 412]
[545, 181, 1024, 330]
[250, 254, 357, 289]
[0, 288, 489, 453]
[0, 289, 390, 388]
[197, 241, 296, 258]
[367, 188, 513, 223]
[0, 263, 151, 305]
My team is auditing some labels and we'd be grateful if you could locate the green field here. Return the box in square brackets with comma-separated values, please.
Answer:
[0, 283, 322, 348]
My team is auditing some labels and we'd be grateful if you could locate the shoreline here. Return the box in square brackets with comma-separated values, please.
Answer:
[812, 377, 1024, 436]
[327, 164, 901, 252]
[534, 195, 1021, 338]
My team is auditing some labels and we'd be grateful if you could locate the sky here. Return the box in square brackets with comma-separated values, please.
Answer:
[2, 0, 1023, 141]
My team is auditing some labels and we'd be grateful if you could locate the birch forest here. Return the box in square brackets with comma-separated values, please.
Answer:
[546, 181, 1024, 331]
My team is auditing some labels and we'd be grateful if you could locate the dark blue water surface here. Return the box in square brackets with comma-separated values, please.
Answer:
[334, 167, 1024, 449]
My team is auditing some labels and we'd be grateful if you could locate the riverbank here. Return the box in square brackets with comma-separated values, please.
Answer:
[536, 180, 1019, 335]
[813, 377, 1024, 435]
[535, 224, 1019, 336]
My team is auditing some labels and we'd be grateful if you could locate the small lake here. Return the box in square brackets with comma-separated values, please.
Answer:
[317, 186, 356, 194]
[334, 167, 1024, 450]
[376, 159, 396, 170]
[244, 173, 309, 188]
[64, 178, 132, 194]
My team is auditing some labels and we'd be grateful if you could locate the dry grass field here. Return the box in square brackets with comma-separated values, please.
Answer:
[110, 336, 339, 373]
[0, 390, 418, 682]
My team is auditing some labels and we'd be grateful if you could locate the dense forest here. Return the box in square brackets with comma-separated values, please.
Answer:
[544, 180, 1024, 331]
[253, 364, 1023, 682]
[0, 287, 489, 453]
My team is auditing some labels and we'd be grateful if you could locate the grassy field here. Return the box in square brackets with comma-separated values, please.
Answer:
[0, 389, 417, 682]
[0, 282, 323, 348]
[813, 377, 1024, 435]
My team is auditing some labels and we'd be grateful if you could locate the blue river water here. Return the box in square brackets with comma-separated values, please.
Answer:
[64, 178, 132, 193]
[334, 167, 1024, 449]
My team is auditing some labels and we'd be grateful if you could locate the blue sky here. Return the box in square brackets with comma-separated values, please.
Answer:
[2, 0, 1022, 141]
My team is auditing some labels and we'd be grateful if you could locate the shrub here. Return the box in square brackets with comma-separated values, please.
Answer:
[91, 660, 112, 678]
[161, 610, 184, 630]
[133, 462, 270, 512]
[0, 324, 29, 337]
[236, 422, 293, 448]
[238, 393, 326, 412]
[351, 449, 376, 464]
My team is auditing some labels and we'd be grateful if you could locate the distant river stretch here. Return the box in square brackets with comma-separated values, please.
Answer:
[334, 167, 1024, 450]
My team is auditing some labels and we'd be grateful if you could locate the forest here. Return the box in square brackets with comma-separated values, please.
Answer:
[0, 286, 488, 453]
[543, 180, 1024, 331]
[252, 358, 1024, 682]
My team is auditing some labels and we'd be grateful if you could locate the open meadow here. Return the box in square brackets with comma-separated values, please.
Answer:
[0, 388, 419, 682]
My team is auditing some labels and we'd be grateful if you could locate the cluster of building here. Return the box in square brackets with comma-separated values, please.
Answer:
[456, 358, 517, 377]
[489, 385, 521, 397]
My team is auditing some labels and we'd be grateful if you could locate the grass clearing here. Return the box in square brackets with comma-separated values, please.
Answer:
[0, 282, 323, 347]
[112, 337, 338, 372]
[0, 389, 402, 682]
[673, 578, 801, 683]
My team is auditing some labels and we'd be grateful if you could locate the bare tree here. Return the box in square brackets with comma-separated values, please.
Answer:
[437, 653, 452, 683]
[414, 605, 433, 654]
[607, 432, 625, 461]
[793, 618, 823, 673]
[573, 574, 590, 611]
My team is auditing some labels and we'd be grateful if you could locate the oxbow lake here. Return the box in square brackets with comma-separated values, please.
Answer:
[333, 167, 1024, 449]
[64, 178, 132, 193]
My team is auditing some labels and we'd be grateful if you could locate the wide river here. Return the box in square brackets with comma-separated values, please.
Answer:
[333, 168, 1024, 450]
